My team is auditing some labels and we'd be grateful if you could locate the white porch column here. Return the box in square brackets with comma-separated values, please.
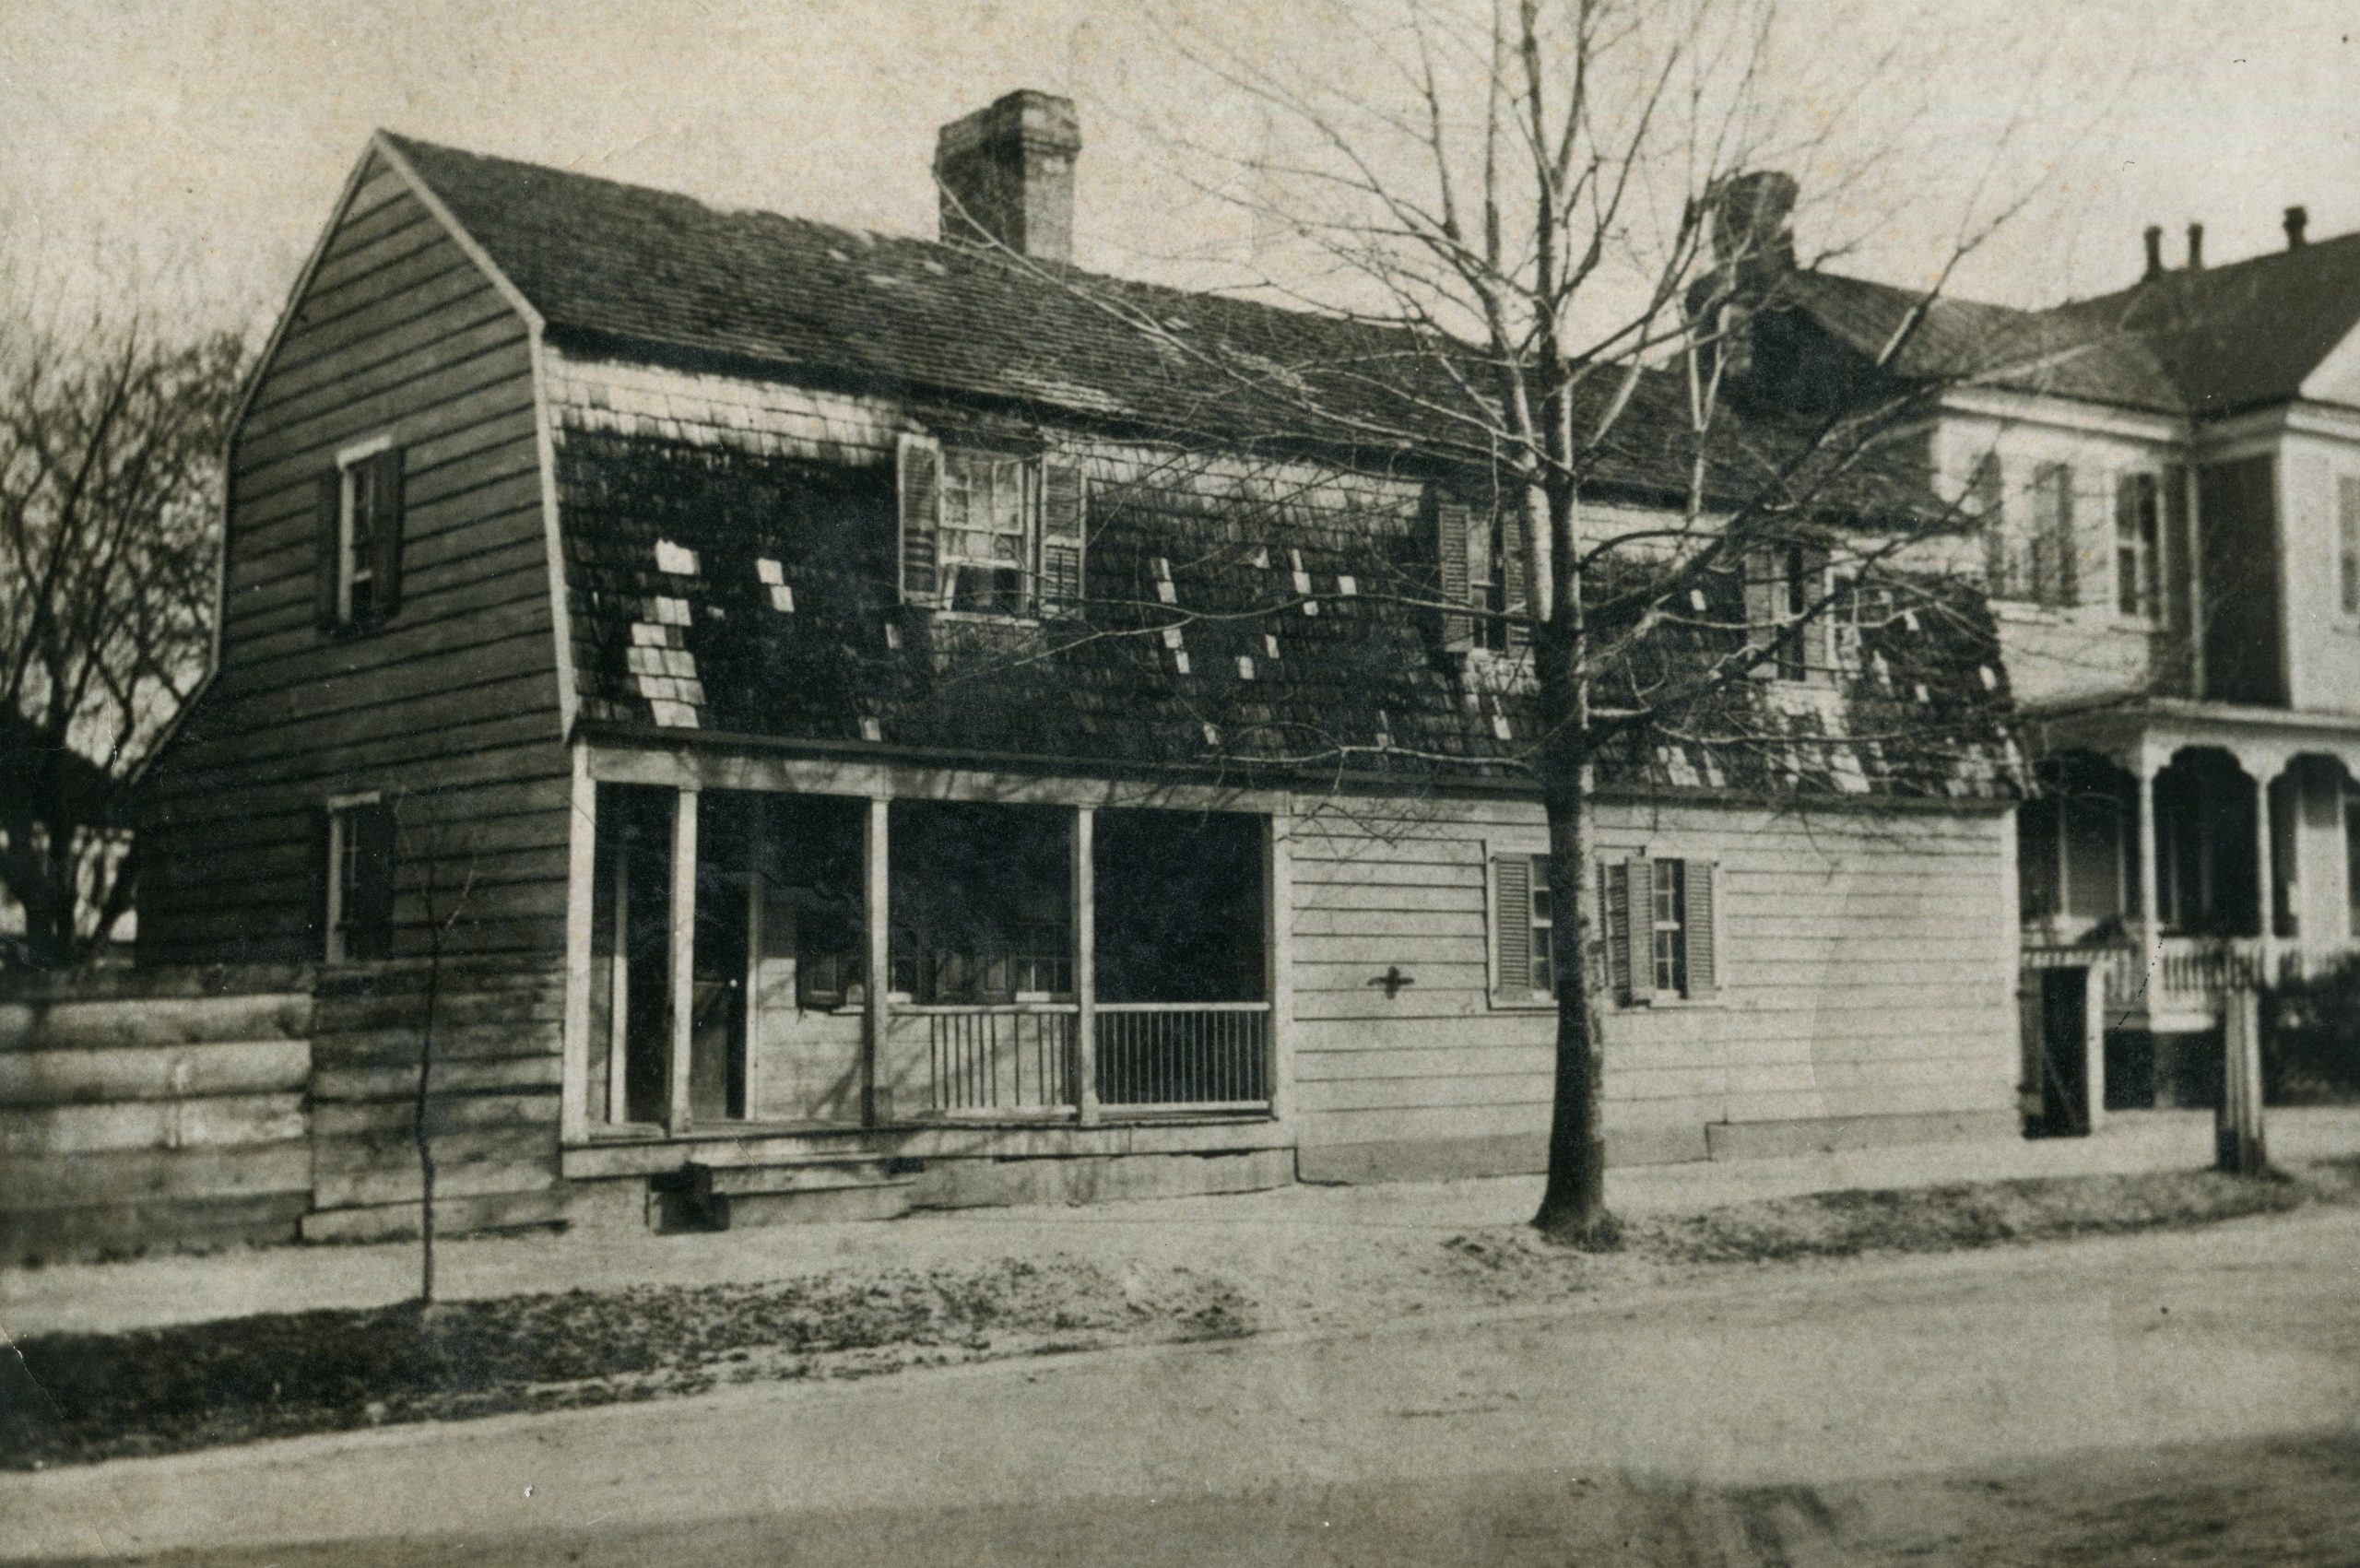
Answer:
[1071, 806, 1099, 1126]
[560, 747, 596, 1144]
[607, 803, 631, 1123]
[1263, 807, 1294, 1121]
[2250, 757, 2280, 980]
[666, 784, 699, 1137]
[862, 797, 890, 1126]
[2133, 747, 2163, 1033]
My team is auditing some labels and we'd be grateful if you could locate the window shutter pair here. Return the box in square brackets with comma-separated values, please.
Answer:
[897, 433, 1086, 615]
[312, 448, 406, 631]
[1435, 494, 1524, 651]
[1596, 855, 1718, 1006]
[1743, 545, 1831, 681]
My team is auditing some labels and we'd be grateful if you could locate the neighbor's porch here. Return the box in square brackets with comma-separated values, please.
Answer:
[2016, 711, 2360, 1038]
[555, 748, 1293, 1170]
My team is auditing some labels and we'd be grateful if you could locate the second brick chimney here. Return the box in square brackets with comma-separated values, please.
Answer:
[934, 90, 1081, 265]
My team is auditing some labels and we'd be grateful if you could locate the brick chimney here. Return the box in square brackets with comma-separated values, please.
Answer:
[2143, 225, 2165, 281]
[1699, 171, 1799, 385]
[2187, 221, 2205, 271]
[1710, 170, 1800, 281]
[2285, 205, 2309, 249]
[934, 90, 1081, 265]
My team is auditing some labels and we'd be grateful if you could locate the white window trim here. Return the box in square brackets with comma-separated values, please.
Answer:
[334, 434, 395, 628]
[324, 793, 380, 964]
[938, 450, 1038, 616]
[1610, 843, 1729, 1009]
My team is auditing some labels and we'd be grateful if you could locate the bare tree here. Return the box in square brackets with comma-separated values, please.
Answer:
[998, 0, 2068, 1241]
[0, 294, 243, 966]
[395, 798, 481, 1305]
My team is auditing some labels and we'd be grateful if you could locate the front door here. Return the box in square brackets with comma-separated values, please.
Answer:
[2029, 967, 2092, 1137]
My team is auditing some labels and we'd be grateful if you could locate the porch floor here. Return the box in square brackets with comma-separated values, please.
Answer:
[12, 1109, 2360, 1339]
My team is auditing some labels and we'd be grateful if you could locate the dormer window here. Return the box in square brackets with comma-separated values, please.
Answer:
[315, 437, 406, 633]
[1436, 494, 1526, 654]
[1745, 542, 1830, 682]
[897, 434, 1086, 617]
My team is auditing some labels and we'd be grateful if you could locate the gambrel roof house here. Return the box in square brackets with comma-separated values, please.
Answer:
[1762, 203, 2360, 1126]
[130, 91, 2030, 1250]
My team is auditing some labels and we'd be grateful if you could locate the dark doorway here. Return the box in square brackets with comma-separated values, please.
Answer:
[2029, 967, 2093, 1137]
[689, 791, 758, 1122]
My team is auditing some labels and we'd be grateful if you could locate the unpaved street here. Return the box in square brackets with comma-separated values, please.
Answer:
[11, 1204, 2360, 1566]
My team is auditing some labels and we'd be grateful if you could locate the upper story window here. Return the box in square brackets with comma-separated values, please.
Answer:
[1436, 495, 1528, 655]
[2026, 462, 2078, 609]
[897, 434, 1086, 618]
[2115, 471, 2161, 620]
[2339, 476, 2360, 617]
[323, 796, 394, 962]
[1744, 542, 1830, 683]
[315, 438, 407, 634]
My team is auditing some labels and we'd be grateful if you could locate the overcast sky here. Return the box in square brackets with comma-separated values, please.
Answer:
[4, 0, 2357, 338]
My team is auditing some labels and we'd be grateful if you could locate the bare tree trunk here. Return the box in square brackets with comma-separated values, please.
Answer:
[415, 933, 441, 1304]
[1533, 763, 1611, 1240]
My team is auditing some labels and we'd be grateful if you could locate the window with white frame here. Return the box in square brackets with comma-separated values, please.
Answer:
[896, 435, 1088, 618]
[2028, 462, 2078, 608]
[939, 452, 1032, 613]
[316, 438, 406, 633]
[324, 797, 395, 962]
[1599, 855, 1717, 1005]
[2115, 471, 2161, 620]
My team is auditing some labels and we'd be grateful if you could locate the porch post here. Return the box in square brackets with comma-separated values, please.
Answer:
[560, 747, 596, 1144]
[862, 797, 890, 1126]
[2134, 748, 2163, 1033]
[607, 802, 631, 1123]
[1072, 806, 1099, 1126]
[667, 784, 699, 1137]
[1263, 806, 1293, 1120]
[2252, 759, 2279, 978]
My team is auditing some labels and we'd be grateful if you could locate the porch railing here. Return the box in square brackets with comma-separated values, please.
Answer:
[2021, 935, 2307, 1022]
[1094, 1002, 1271, 1111]
[921, 1005, 1079, 1114]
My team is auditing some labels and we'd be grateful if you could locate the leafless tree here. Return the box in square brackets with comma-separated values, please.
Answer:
[992, 0, 2076, 1241]
[395, 798, 482, 1305]
[0, 291, 243, 966]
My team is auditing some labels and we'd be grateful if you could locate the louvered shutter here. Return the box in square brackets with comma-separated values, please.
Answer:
[352, 804, 396, 960]
[1602, 859, 1631, 1005]
[1501, 508, 1530, 649]
[314, 471, 342, 631]
[1801, 549, 1833, 679]
[1038, 456, 1086, 616]
[1683, 859, 1718, 997]
[1493, 854, 1531, 998]
[1437, 501, 1473, 652]
[896, 433, 941, 605]
[1743, 546, 1777, 679]
[369, 447, 406, 624]
[1624, 855, 1657, 1004]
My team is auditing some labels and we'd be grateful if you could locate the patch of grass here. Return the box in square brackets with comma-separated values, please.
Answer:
[0, 1256, 1249, 1471]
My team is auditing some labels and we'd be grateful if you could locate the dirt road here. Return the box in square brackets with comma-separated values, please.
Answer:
[11, 1206, 2360, 1566]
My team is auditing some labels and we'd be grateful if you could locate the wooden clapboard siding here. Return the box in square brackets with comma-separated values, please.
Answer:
[0, 983, 314, 1265]
[1286, 789, 2016, 1179]
[142, 147, 568, 978]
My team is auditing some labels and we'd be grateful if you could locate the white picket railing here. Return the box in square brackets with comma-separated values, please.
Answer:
[1093, 1002, 1272, 1111]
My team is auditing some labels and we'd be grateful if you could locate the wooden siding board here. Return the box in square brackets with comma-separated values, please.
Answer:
[143, 160, 567, 972]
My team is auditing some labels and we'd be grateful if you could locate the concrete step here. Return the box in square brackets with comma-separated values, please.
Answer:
[682, 1158, 919, 1229]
